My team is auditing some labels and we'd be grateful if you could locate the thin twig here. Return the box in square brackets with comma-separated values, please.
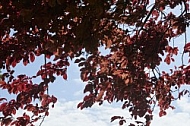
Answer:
[139, 4, 156, 32]
[44, 53, 49, 95]
[39, 36, 49, 126]
[39, 115, 45, 126]
[181, 29, 187, 66]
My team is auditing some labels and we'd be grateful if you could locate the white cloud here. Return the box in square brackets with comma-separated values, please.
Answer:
[73, 90, 83, 96]
[34, 100, 131, 126]
[151, 96, 190, 126]
[176, 96, 190, 113]
[30, 96, 190, 126]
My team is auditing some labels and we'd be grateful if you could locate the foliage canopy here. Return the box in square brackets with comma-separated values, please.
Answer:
[0, 0, 190, 125]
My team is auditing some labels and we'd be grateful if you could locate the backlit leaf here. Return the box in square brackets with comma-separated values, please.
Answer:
[30, 53, 35, 62]
[63, 73, 67, 80]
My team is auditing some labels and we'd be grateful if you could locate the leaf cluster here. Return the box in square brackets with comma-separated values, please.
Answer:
[0, 0, 190, 125]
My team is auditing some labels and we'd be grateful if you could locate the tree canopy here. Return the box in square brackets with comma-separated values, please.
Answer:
[0, 0, 190, 125]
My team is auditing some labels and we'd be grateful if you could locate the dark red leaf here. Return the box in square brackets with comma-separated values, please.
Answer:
[129, 123, 135, 126]
[46, 54, 51, 59]
[84, 84, 93, 93]
[41, 99, 47, 107]
[0, 102, 7, 111]
[0, 1, 189, 126]
[152, 10, 159, 18]
[30, 53, 35, 62]
[159, 110, 166, 117]
[52, 104, 54, 108]
[135, 121, 143, 124]
[0, 81, 6, 85]
[74, 59, 80, 63]
[51, 95, 57, 103]
[63, 73, 67, 80]
[119, 119, 126, 125]
[41, 74, 46, 79]
[23, 60, 29, 66]
[24, 104, 36, 112]
[164, 54, 171, 65]
[12, 60, 17, 67]
[184, 42, 190, 52]
[45, 111, 49, 116]
[111, 116, 122, 122]
[2, 117, 12, 126]
[12, 108, 16, 115]
[77, 102, 83, 109]
[0, 98, 7, 102]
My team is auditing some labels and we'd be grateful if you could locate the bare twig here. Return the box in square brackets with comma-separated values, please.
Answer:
[39, 115, 46, 126]
[39, 37, 49, 126]
[181, 30, 187, 66]
[139, 4, 156, 32]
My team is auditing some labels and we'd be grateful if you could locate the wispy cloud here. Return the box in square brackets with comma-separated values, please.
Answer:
[34, 101, 130, 126]
[31, 96, 190, 126]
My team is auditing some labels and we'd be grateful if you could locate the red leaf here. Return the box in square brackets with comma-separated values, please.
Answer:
[164, 54, 171, 65]
[77, 102, 83, 109]
[81, 72, 88, 81]
[63, 73, 67, 80]
[159, 6, 165, 11]
[41, 99, 47, 107]
[173, 47, 178, 55]
[0, 81, 6, 85]
[184, 42, 190, 52]
[171, 57, 174, 62]
[111, 116, 122, 122]
[41, 74, 46, 79]
[46, 54, 51, 59]
[51, 95, 57, 103]
[23, 60, 29, 66]
[119, 119, 126, 125]
[144, 114, 152, 121]
[129, 123, 135, 126]
[12, 60, 17, 67]
[74, 59, 80, 63]
[0, 102, 7, 111]
[95, 90, 105, 101]
[2, 117, 12, 125]
[152, 10, 159, 18]
[23, 113, 30, 120]
[0, 98, 7, 102]
[52, 104, 54, 108]
[30, 53, 35, 62]
[12, 108, 16, 115]
[170, 106, 175, 110]
[159, 110, 166, 117]
[135, 121, 143, 124]
[45, 111, 49, 116]
[84, 84, 93, 93]
[24, 104, 35, 111]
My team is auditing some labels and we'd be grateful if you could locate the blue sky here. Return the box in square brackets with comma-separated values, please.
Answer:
[0, 27, 190, 126]
[4, 38, 190, 126]
[1, 2, 190, 126]
[9, 58, 190, 126]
